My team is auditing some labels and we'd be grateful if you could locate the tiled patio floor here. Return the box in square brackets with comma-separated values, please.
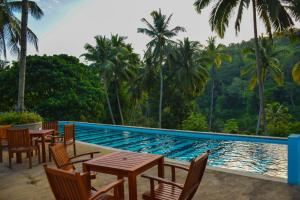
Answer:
[0, 142, 299, 200]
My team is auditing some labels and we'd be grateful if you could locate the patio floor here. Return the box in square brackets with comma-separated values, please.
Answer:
[0, 142, 299, 200]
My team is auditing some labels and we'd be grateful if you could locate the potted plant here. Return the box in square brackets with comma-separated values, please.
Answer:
[0, 112, 43, 130]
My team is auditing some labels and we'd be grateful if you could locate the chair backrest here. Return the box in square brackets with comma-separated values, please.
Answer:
[64, 124, 75, 143]
[179, 151, 209, 200]
[7, 128, 31, 148]
[50, 143, 74, 171]
[42, 121, 58, 131]
[0, 125, 12, 139]
[44, 164, 90, 200]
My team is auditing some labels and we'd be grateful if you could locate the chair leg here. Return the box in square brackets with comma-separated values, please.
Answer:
[0, 144, 2, 163]
[48, 145, 52, 162]
[28, 151, 32, 169]
[8, 151, 12, 169]
[37, 147, 41, 164]
[73, 143, 76, 156]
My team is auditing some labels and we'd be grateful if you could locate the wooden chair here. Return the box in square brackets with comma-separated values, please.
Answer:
[44, 164, 124, 200]
[0, 125, 12, 162]
[49, 124, 76, 161]
[142, 151, 209, 200]
[42, 121, 59, 134]
[35, 121, 60, 149]
[50, 143, 99, 179]
[7, 128, 41, 169]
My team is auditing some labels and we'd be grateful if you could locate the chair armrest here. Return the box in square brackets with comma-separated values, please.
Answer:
[59, 159, 90, 168]
[70, 151, 100, 160]
[163, 163, 189, 171]
[90, 179, 124, 200]
[141, 174, 184, 189]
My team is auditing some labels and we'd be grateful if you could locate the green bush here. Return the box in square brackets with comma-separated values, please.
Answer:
[223, 119, 239, 134]
[266, 102, 292, 137]
[290, 122, 300, 134]
[181, 113, 208, 131]
[0, 112, 43, 125]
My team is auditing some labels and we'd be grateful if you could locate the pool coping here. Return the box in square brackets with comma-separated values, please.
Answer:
[61, 121, 288, 145]
[77, 141, 287, 183]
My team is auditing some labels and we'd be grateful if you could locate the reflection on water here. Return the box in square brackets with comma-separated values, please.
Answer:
[73, 124, 288, 178]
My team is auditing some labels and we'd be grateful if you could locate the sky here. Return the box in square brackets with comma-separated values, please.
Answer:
[25, 0, 300, 59]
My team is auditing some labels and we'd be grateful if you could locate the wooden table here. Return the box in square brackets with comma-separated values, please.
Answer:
[29, 129, 54, 163]
[83, 151, 164, 200]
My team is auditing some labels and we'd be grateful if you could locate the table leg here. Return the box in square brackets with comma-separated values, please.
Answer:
[117, 175, 125, 200]
[16, 152, 22, 163]
[41, 135, 46, 163]
[128, 174, 137, 200]
[158, 157, 164, 178]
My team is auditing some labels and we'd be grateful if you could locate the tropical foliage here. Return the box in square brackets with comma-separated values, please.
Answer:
[193, 0, 299, 134]
[0, 111, 42, 125]
[0, 8, 300, 138]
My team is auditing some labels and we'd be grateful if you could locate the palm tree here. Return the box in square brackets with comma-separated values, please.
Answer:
[138, 9, 185, 128]
[82, 36, 116, 124]
[173, 38, 209, 96]
[16, 0, 43, 112]
[83, 35, 139, 125]
[203, 37, 232, 131]
[242, 37, 285, 90]
[109, 34, 138, 125]
[0, 0, 41, 59]
[194, 0, 297, 134]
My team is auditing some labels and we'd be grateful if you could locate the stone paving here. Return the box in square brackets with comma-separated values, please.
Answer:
[0, 142, 299, 200]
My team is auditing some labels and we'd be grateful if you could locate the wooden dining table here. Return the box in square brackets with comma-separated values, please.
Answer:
[29, 129, 54, 163]
[83, 151, 164, 200]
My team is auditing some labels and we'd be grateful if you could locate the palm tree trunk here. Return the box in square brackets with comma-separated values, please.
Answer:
[115, 83, 124, 125]
[252, 0, 265, 135]
[104, 81, 116, 124]
[1, 29, 7, 60]
[209, 78, 215, 131]
[158, 55, 163, 128]
[17, 0, 29, 112]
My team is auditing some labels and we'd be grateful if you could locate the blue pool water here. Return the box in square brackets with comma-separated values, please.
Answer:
[60, 122, 287, 178]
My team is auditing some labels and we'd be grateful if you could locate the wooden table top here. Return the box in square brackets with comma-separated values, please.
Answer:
[29, 129, 54, 136]
[84, 151, 163, 172]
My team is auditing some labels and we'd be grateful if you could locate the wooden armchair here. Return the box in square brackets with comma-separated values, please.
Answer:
[44, 164, 124, 200]
[142, 151, 209, 200]
[35, 121, 60, 150]
[7, 128, 40, 169]
[50, 143, 99, 179]
[0, 125, 12, 162]
[49, 124, 76, 161]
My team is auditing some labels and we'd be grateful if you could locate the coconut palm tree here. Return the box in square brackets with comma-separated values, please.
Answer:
[82, 36, 116, 124]
[173, 38, 209, 96]
[242, 37, 285, 90]
[138, 9, 185, 128]
[203, 37, 232, 131]
[0, 0, 42, 59]
[109, 34, 139, 125]
[194, 0, 297, 134]
[16, 0, 43, 112]
[83, 35, 139, 125]
[292, 62, 300, 85]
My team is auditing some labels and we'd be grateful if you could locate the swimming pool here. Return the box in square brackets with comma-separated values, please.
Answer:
[60, 121, 287, 178]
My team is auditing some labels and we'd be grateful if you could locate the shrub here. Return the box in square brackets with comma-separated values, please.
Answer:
[181, 113, 208, 131]
[223, 119, 239, 133]
[0, 112, 43, 125]
[290, 122, 300, 134]
[266, 102, 292, 137]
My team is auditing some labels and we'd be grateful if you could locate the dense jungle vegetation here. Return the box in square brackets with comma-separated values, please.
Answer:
[0, 32, 299, 137]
